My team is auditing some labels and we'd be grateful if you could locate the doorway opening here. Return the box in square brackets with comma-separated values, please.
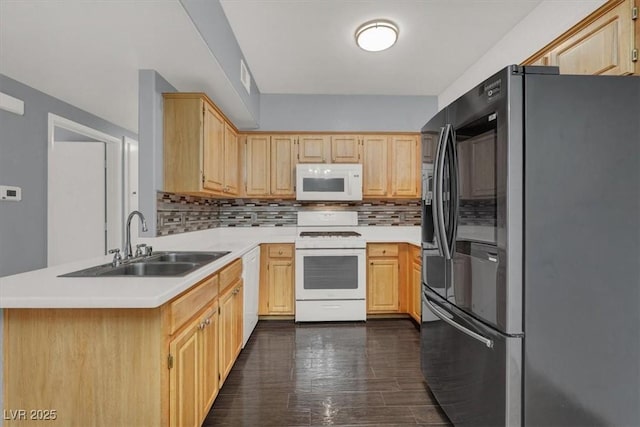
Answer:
[46, 114, 138, 267]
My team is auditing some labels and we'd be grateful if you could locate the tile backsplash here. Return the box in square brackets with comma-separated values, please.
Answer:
[157, 192, 421, 236]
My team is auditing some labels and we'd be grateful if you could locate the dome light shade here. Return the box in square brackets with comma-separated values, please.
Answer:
[355, 20, 398, 52]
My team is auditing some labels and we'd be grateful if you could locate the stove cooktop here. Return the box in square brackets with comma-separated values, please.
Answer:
[299, 231, 362, 238]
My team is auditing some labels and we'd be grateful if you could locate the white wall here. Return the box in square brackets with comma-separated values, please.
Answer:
[438, 0, 607, 109]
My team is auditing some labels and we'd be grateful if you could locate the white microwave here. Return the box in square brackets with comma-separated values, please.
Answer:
[296, 163, 362, 201]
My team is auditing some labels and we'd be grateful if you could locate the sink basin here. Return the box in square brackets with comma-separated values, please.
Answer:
[148, 251, 230, 264]
[99, 262, 198, 277]
[59, 251, 231, 278]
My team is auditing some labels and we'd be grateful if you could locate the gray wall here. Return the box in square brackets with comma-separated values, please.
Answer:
[138, 70, 177, 237]
[0, 74, 137, 278]
[180, 0, 260, 124]
[258, 94, 438, 131]
[0, 73, 137, 413]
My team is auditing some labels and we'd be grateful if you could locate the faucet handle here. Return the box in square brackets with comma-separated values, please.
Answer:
[135, 243, 147, 257]
[108, 248, 122, 267]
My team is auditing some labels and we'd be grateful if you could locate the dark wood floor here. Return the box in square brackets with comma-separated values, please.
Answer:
[202, 319, 452, 426]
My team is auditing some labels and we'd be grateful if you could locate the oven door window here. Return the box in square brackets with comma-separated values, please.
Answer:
[302, 177, 345, 192]
[303, 256, 358, 290]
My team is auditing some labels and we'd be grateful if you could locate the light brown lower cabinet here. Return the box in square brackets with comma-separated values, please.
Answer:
[169, 301, 219, 427]
[3, 260, 244, 427]
[366, 243, 422, 322]
[409, 245, 422, 323]
[367, 243, 400, 313]
[259, 243, 295, 315]
[219, 279, 243, 385]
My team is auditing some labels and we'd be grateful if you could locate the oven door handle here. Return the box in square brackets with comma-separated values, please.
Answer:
[423, 292, 494, 349]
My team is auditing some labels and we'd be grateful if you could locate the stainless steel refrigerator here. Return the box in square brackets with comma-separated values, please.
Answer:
[420, 65, 639, 426]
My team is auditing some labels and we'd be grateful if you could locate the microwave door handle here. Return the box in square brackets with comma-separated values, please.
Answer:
[436, 125, 451, 260]
[432, 127, 446, 256]
[423, 292, 494, 349]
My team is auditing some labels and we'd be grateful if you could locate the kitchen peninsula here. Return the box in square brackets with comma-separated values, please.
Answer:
[1, 226, 424, 427]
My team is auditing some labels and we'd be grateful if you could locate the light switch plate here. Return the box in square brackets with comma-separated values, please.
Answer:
[0, 185, 22, 201]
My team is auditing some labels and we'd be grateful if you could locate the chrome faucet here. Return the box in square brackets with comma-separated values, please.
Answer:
[125, 210, 148, 259]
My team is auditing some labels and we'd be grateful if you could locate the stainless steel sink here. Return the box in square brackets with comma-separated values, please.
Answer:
[59, 251, 231, 278]
[148, 251, 230, 264]
[99, 262, 199, 276]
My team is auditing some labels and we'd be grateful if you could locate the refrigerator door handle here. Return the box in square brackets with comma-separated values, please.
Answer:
[424, 292, 494, 348]
[434, 125, 451, 259]
[446, 124, 459, 256]
[432, 126, 447, 257]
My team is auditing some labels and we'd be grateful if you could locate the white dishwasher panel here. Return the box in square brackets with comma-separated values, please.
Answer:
[242, 246, 260, 347]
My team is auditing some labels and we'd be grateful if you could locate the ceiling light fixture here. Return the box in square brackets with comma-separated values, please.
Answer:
[355, 20, 398, 52]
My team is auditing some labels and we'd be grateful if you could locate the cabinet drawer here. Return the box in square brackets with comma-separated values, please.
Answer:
[368, 243, 399, 257]
[169, 274, 219, 335]
[268, 244, 293, 258]
[220, 258, 242, 292]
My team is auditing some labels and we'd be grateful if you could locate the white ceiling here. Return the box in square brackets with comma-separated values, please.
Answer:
[0, 0, 255, 132]
[220, 0, 543, 95]
[0, 0, 547, 133]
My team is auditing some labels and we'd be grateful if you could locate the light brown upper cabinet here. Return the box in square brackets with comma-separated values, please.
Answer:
[523, 0, 638, 75]
[242, 132, 421, 199]
[331, 135, 361, 163]
[271, 135, 297, 197]
[390, 135, 420, 197]
[297, 135, 330, 163]
[361, 135, 389, 197]
[245, 135, 271, 197]
[245, 135, 296, 198]
[163, 93, 240, 197]
[223, 124, 240, 195]
[362, 134, 421, 198]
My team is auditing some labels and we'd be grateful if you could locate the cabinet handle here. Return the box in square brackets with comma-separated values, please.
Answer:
[278, 250, 283, 255]
[198, 322, 206, 330]
[382, 250, 386, 254]
[205, 318, 211, 326]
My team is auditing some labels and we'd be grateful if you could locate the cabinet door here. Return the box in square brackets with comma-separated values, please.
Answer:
[412, 261, 421, 322]
[331, 135, 361, 163]
[233, 282, 244, 359]
[203, 103, 225, 193]
[267, 259, 294, 314]
[362, 135, 388, 197]
[169, 320, 200, 427]
[245, 135, 271, 197]
[548, 0, 635, 75]
[223, 124, 240, 195]
[470, 133, 496, 198]
[390, 135, 419, 197]
[297, 135, 330, 163]
[200, 308, 219, 415]
[218, 287, 235, 384]
[367, 258, 399, 312]
[270, 135, 296, 197]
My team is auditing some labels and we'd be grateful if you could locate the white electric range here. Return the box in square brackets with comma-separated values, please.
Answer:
[294, 211, 366, 322]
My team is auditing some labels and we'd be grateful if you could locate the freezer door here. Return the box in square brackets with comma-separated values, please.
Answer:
[421, 287, 522, 426]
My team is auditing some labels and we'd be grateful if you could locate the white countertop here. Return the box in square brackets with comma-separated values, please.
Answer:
[0, 226, 421, 309]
